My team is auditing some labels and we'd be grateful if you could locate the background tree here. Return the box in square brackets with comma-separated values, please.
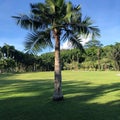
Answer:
[84, 39, 102, 48]
[1, 42, 120, 73]
[61, 49, 85, 70]
[13, 0, 100, 101]
[0, 47, 2, 59]
[110, 43, 120, 71]
[101, 45, 113, 70]
[4, 58, 16, 72]
[38, 53, 54, 71]
[1, 44, 10, 58]
[1, 44, 15, 58]
[83, 39, 102, 70]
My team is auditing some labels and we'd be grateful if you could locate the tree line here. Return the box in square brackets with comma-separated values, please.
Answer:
[0, 40, 120, 73]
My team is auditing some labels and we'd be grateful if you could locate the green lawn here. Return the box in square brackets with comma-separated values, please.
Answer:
[0, 71, 120, 120]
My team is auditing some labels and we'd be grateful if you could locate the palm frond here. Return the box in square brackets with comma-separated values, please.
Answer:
[69, 34, 85, 52]
[24, 30, 53, 53]
[61, 28, 72, 42]
[62, 28, 85, 52]
[12, 15, 33, 29]
[56, 0, 64, 7]
[89, 26, 100, 39]
[30, 2, 55, 24]
[82, 16, 93, 26]
[63, 2, 73, 22]
[31, 2, 52, 17]
[12, 13, 49, 31]
[67, 17, 100, 40]
[81, 17, 100, 38]
[30, 3, 45, 15]
[63, 2, 81, 23]
[45, 0, 55, 13]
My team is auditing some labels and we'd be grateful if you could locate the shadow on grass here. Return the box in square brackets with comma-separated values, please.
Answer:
[0, 75, 120, 120]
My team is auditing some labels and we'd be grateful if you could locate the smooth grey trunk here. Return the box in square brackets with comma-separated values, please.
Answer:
[53, 28, 63, 101]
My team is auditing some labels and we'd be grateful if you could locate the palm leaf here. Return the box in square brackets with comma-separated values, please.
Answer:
[45, 0, 55, 13]
[12, 15, 33, 29]
[56, 0, 64, 7]
[69, 34, 85, 52]
[30, 3, 45, 15]
[24, 30, 53, 53]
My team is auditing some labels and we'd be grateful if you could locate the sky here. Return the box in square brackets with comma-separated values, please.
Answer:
[0, 0, 120, 52]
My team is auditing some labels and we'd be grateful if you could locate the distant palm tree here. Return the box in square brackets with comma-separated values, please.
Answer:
[13, 0, 100, 101]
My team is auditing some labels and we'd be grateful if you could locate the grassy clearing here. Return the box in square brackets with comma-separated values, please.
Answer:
[0, 71, 120, 120]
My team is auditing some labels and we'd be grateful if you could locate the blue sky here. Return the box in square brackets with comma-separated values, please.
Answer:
[0, 0, 120, 52]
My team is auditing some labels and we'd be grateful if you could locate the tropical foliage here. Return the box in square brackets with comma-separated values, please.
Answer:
[0, 42, 120, 73]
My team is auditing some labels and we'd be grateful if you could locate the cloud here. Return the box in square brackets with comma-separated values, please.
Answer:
[61, 40, 73, 50]
[80, 34, 91, 46]
[61, 34, 92, 50]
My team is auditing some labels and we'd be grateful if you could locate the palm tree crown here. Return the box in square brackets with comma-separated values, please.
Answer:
[13, 0, 100, 101]
[13, 0, 100, 52]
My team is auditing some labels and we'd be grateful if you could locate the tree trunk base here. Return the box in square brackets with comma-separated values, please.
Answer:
[53, 96, 64, 101]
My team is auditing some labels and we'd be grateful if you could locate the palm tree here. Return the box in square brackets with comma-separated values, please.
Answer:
[12, 0, 100, 101]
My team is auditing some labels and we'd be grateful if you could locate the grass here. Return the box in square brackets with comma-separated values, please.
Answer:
[0, 71, 120, 120]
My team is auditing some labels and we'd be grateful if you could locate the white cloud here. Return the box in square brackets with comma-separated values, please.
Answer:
[80, 34, 92, 46]
[61, 34, 92, 50]
[61, 40, 73, 50]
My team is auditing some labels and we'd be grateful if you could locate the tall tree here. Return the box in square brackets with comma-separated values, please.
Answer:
[0, 47, 2, 59]
[84, 39, 103, 70]
[84, 39, 102, 48]
[110, 43, 120, 71]
[1, 44, 10, 58]
[13, 0, 100, 101]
